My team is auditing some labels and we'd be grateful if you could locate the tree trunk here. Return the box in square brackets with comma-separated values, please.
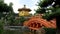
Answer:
[56, 15, 60, 34]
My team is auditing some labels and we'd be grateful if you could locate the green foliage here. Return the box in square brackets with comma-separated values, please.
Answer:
[36, 8, 46, 14]
[43, 7, 60, 20]
[6, 16, 26, 25]
[0, 1, 9, 12]
[36, 0, 60, 20]
[43, 28, 56, 34]
[0, 20, 4, 34]
[38, 0, 60, 7]
[0, 1, 14, 19]
[36, 0, 60, 33]
[36, 0, 54, 14]
[9, 2, 13, 12]
[36, 0, 60, 14]
[38, 0, 54, 7]
[20, 16, 26, 23]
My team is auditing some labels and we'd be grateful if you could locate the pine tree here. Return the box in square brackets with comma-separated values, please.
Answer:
[36, 0, 60, 34]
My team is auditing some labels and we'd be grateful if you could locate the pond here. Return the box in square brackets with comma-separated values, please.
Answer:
[3, 26, 56, 34]
[3, 30, 37, 34]
[3, 26, 38, 34]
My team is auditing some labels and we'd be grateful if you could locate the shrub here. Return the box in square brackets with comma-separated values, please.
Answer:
[0, 20, 4, 34]
[43, 28, 56, 34]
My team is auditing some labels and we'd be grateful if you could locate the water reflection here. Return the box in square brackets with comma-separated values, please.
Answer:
[4, 26, 37, 34]
[4, 26, 45, 34]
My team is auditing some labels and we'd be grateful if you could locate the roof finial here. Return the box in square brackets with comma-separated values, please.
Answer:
[24, 5, 26, 8]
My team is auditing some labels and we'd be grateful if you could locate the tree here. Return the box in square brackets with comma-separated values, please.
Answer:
[0, 1, 10, 12]
[0, 1, 14, 19]
[19, 16, 26, 26]
[36, 0, 60, 14]
[0, 1, 14, 34]
[4, 2, 16, 26]
[36, 8, 46, 14]
[36, 0, 60, 34]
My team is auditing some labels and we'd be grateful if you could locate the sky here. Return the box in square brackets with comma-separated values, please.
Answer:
[4, 0, 39, 14]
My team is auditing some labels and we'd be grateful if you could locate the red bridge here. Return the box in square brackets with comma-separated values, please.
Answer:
[23, 15, 56, 30]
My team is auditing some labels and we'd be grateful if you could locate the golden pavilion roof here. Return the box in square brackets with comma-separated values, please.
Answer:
[18, 5, 31, 12]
